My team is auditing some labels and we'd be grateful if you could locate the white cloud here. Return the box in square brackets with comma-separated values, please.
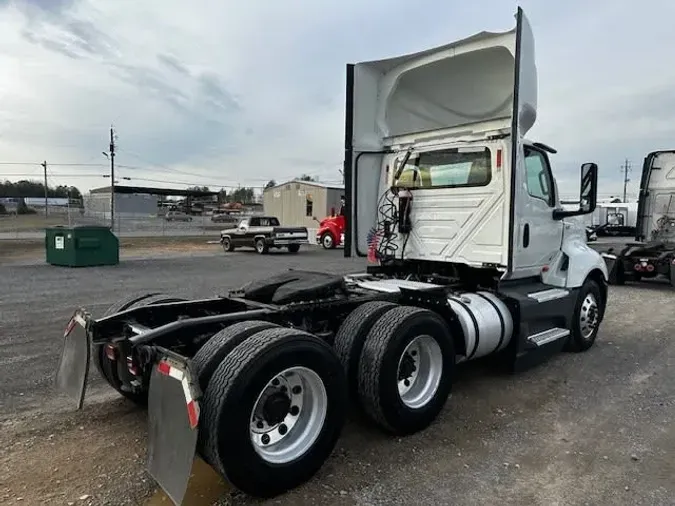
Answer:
[0, 0, 673, 202]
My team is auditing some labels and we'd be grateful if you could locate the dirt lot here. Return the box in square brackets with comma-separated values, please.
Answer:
[1, 247, 674, 506]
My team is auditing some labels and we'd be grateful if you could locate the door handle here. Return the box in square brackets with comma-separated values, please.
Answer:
[523, 223, 530, 248]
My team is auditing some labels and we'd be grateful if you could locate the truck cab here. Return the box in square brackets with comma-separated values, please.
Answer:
[344, 8, 607, 292]
[602, 150, 675, 285]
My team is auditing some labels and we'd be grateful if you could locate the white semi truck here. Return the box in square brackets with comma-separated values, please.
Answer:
[602, 150, 675, 285]
[54, 7, 609, 505]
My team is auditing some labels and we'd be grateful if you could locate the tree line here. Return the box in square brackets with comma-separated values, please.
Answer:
[0, 179, 83, 199]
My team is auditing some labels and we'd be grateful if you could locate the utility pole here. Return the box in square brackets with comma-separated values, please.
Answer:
[620, 158, 631, 202]
[42, 160, 48, 217]
[104, 126, 116, 230]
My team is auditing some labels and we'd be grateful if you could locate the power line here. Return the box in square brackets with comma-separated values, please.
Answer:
[0, 162, 108, 167]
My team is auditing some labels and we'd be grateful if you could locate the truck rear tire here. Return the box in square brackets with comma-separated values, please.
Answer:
[192, 320, 279, 391]
[357, 306, 455, 436]
[333, 301, 398, 401]
[93, 293, 161, 379]
[98, 293, 186, 405]
[287, 244, 300, 253]
[565, 279, 603, 352]
[200, 327, 347, 498]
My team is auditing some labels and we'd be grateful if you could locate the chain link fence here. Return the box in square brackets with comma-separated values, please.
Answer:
[0, 207, 321, 243]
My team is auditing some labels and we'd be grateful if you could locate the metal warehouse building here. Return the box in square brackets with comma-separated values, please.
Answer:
[84, 185, 219, 218]
[263, 181, 343, 228]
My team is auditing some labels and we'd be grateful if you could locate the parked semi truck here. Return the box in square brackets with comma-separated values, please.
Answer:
[601, 150, 675, 285]
[55, 7, 609, 505]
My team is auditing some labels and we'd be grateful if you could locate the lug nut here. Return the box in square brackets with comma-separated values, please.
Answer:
[261, 434, 270, 445]
[404, 380, 410, 387]
[292, 386, 302, 395]
[257, 421, 264, 429]
[278, 424, 288, 435]
[411, 350, 417, 356]
[290, 405, 299, 416]
[272, 378, 280, 386]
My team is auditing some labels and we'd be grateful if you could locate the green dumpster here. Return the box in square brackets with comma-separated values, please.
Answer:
[45, 226, 119, 267]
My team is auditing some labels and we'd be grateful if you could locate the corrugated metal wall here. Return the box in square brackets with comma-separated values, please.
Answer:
[84, 193, 159, 217]
[264, 182, 339, 228]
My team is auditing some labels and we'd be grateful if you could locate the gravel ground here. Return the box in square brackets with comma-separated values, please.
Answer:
[1, 245, 674, 506]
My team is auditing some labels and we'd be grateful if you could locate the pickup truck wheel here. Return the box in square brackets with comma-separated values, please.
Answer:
[222, 237, 235, 252]
[321, 233, 334, 249]
[333, 301, 398, 402]
[97, 293, 186, 406]
[357, 306, 454, 436]
[200, 327, 347, 498]
[287, 244, 300, 253]
[255, 238, 269, 254]
[565, 279, 603, 352]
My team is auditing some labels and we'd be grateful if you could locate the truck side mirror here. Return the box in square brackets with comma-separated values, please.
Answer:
[579, 162, 598, 214]
[552, 162, 598, 220]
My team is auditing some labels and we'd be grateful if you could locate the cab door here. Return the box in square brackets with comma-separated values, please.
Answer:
[509, 144, 564, 276]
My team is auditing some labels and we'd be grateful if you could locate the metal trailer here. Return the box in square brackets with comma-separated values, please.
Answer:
[601, 150, 675, 286]
[54, 7, 610, 505]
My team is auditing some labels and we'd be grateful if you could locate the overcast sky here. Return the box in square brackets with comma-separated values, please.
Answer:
[0, 0, 672, 199]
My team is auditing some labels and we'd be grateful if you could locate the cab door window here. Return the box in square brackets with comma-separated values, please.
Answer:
[524, 146, 555, 207]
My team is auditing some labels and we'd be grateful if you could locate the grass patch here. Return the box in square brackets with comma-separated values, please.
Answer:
[0, 214, 74, 232]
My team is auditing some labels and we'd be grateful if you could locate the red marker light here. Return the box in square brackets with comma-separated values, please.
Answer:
[496, 149, 502, 169]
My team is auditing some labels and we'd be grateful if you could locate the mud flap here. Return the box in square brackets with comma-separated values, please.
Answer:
[147, 352, 202, 506]
[55, 309, 91, 409]
[601, 253, 622, 285]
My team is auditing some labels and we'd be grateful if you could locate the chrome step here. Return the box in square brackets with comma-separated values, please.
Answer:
[527, 327, 570, 347]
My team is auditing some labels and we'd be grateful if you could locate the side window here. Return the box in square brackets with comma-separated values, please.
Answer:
[249, 218, 260, 227]
[524, 147, 554, 206]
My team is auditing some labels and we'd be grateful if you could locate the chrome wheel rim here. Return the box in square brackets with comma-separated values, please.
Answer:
[249, 366, 327, 464]
[579, 293, 599, 339]
[397, 335, 443, 409]
[256, 240, 264, 252]
[323, 234, 333, 248]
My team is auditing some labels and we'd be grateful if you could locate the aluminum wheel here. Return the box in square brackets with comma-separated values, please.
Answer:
[579, 293, 599, 339]
[396, 335, 443, 410]
[249, 366, 327, 464]
[322, 233, 333, 249]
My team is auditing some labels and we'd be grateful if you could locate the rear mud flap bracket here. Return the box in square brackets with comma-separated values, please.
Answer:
[147, 353, 202, 506]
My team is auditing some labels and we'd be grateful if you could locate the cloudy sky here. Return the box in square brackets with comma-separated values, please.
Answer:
[0, 0, 672, 199]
